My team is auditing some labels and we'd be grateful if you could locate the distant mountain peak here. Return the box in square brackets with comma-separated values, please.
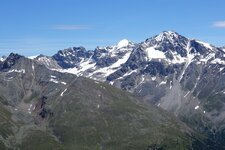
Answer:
[6, 53, 23, 62]
[1, 53, 24, 70]
[52, 46, 93, 69]
[117, 39, 132, 49]
[144, 31, 188, 48]
[153, 30, 185, 42]
[159, 30, 179, 36]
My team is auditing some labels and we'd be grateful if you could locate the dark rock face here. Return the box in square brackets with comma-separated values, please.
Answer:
[190, 40, 209, 55]
[1, 53, 23, 70]
[106, 46, 147, 81]
[106, 67, 129, 81]
[53, 47, 93, 68]
[125, 46, 148, 69]
[95, 56, 118, 67]
[143, 62, 170, 76]
[92, 47, 108, 61]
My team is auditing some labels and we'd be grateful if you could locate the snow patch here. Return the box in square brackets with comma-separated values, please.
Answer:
[179, 41, 194, 82]
[184, 91, 190, 98]
[37, 56, 52, 66]
[61, 59, 96, 75]
[50, 78, 59, 84]
[168, 51, 186, 64]
[32, 63, 34, 71]
[146, 47, 166, 60]
[195, 105, 199, 110]
[192, 76, 200, 92]
[61, 81, 67, 85]
[117, 69, 137, 80]
[51, 75, 56, 78]
[152, 77, 156, 81]
[90, 51, 132, 78]
[100, 85, 105, 89]
[169, 81, 173, 89]
[159, 81, 166, 85]
[134, 76, 145, 89]
[28, 104, 34, 114]
[60, 88, 67, 96]
[220, 68, 224, 72]
[157, 81, 167, 87]
[49, 75, 66, 85]
[8, 69, 25, 74]
[28, 55, 38, 59]
[138, 89, 142, 93]
[0, 57, 6, 62]
[200, 53, 215, 63]
[211, 58, 225, 65]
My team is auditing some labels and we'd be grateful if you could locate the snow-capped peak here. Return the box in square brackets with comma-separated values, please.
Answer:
[117, 39, 131, 49]
[154, 31, 180, 42]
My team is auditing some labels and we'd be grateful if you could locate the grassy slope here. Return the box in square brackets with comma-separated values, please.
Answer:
[0, 103, 17, 150]
[0, 75, 200, 150]
[19, 131, 62, 150]
[47, 77, 195, 150]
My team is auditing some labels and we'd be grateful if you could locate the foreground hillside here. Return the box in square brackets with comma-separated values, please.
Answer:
[0, 54, 203, 149]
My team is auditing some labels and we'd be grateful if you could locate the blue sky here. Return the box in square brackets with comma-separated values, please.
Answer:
[0, 0, 225, 56]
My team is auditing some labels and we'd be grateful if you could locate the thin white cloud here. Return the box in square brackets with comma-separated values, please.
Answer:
[52, 25, 91, 30]
[213, 21, 225, 28]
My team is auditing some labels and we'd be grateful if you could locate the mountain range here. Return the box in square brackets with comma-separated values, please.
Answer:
[1, 31, 225, 149]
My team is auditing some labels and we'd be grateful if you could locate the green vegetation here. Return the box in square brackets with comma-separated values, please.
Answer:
[0, 103, 14, 139]
[19, 131, 62, 150]
[47, 77, 195, 150]
[0, 103, 17, 150]
[24, 91, 39, 103]
[0, 76, 202, 150]
[0, 141, 6, 150]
